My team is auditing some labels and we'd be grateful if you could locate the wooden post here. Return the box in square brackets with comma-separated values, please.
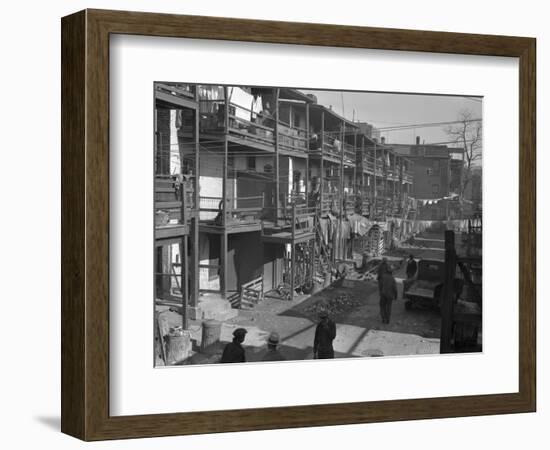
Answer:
[353, 129, 357, 195]
[320, 110, 325, 215]
[305, 102, 310, 202]
[223, 87, 229, 228]
[339, 122, 345, 261]
[391, 153, 396, 215]
[399, 156, 404, 214]
[361, 136, 366, 215]
[220, 233, 228, 300]
[220, 86, 229, 299]
[373, 141, 377, 218]
[382, 150, 388, 220]
[440, 230, 457, 353]
[182, 236, 188, 330]
[340, 122, 345, 217]
[190, 89, 200, 309]
[180, 182, 189, 330]
[290, 203, 296, 301]
[274, 88, 280, 217]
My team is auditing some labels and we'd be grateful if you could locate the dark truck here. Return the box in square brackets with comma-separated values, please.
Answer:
[403, 258, 445, 311]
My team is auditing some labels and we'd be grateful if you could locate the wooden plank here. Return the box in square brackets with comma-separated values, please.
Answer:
[155, 82, 195, 98]
[274, 88, 280, 212]
[155, 90, 199, 110]
[61, 10, 86, 439]
[440, 230, 457, 353]
[155, 225, 189, 240]
[156, 201, 182, 209]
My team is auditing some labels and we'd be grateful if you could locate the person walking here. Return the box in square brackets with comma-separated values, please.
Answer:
[220, 328, 247, 363]
[261, 332, 286, 362]
[379, 267, 398, 324]
[313, 310, 337, 359]
[377, 257, 389, 294]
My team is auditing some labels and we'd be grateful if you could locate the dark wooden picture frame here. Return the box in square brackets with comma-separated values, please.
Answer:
[61, 9, 536, 441]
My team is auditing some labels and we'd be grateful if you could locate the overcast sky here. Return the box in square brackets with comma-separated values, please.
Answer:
[299, 89, 482, 148]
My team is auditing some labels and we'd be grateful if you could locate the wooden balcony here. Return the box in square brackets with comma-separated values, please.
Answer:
[371, 197, 393, 221]
[278, 122, 308, 158]
[155, 176, 194, 244]
[199, 100, 275, 151]
[343, 142, 356, 167]
[155, 83, 198, 109]
[199, 195, 265, 234]
[320, 132, 344, 163]
[320, 191, 341, 216]
[361, 153, 376, 174]
[343, 193, 359, 216]
[261, 204, 317, 244]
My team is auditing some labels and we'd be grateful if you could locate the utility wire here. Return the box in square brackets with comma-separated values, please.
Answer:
[377, 118, 482, 131]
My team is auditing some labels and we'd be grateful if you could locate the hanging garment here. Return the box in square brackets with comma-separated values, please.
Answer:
[319, 218, 329, 246]
[229, 87, 254, 121]
[251, 95, 263, 121]
[341, 220, 352, 240]
[347, 214, 360, 234]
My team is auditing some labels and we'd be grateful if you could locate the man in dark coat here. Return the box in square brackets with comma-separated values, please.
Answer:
[261, 332, 286, 362]
[377, 258, 389, 294]
[220, 328, 247, 363]
[313, 310, 337, 359]
[406, 254, 418, 279]
[379, 267, 398, 324]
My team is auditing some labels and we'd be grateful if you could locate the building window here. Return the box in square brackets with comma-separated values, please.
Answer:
[432, 184, 439, 194]
[427, 168, 433, 176]
[247, 156, 255, 171]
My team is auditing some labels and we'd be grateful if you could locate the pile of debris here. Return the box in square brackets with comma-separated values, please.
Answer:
[303, 294, 362, 317]
[352, 256, 404, 281]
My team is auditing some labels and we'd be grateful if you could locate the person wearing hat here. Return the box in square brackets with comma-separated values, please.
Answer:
[261, 331, 286, 362]
[377, 257, 389, 294]
[220, 327, 248, 363]
[313, 309, 336, 359]
[379, 265, 398, 324]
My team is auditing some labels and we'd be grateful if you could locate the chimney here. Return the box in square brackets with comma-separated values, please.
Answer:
[381, 136, 386, 144]
[415, 136, 420, 145]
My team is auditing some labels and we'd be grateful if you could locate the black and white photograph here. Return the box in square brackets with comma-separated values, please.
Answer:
[2, 0, 545, 447]
[154, 83, 483, 366]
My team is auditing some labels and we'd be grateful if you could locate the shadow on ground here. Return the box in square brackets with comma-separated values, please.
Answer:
[279, 279, 441, 339]
[34, 416, 60, 431]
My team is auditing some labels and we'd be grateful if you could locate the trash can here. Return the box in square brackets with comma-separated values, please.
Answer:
[201, 320, 222, 351]
[166, 328, 191, 365]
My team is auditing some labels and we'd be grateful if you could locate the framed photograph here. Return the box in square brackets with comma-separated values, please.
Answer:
[61, 9, 536, 441]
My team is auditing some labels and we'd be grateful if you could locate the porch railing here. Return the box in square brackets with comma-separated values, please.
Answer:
[263, 204, 317, 238]
[320, 191, 341, 215]
[321, 131, 342, 158]
[199, 195, 264, 225]
[199, 100, 275, 146]
[155, 176, 194, 230]
[278, 122, 308, 154]
[343, 142, 356, 165]
[156, 82, 196, 100]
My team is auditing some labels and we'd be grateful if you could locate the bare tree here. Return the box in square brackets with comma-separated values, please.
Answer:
[445, 109, 482, 205]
